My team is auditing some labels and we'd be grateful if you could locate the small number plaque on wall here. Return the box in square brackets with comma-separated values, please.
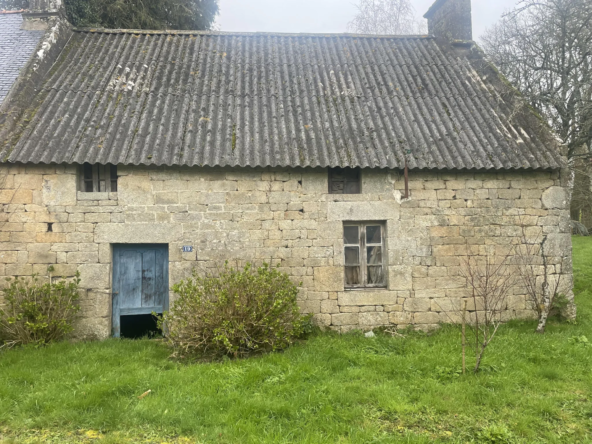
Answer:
[182, 246, 194, 253]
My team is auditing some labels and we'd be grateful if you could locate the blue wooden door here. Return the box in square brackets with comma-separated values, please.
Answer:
[112, 244, 169, 337]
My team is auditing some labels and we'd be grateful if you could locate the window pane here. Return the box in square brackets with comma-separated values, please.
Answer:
[83, 163, 94, 192]
[331, 169, 345, 180]
[344, 181, 360, 194]
[366, 225, 382, 244]
[83, 163, 93, 180]
[345, 267, 360, 286]
[329, 167, 360, 195]
[331, 182, 344, 193]
[344, 226, 359, 244]
[367, 266, 384, 285]
[343, 168, 359, 181]
[345, 247, 360, 265]
[110, 164, 118, 192]
[367, 246, 382, 265]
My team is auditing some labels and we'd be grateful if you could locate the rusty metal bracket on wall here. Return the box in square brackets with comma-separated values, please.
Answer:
[404, 149, 411, 199]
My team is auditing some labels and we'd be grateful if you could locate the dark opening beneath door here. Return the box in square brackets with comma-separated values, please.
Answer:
[120, 314, 162, 339]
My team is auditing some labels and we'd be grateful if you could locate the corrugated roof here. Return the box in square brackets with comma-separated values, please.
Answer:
[0, 13, 44, 105]
[1, 29, 564, 170]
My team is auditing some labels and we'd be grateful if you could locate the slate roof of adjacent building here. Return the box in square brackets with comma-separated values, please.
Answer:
[0, 12, 44, 105]
[0, 29, 565, 170]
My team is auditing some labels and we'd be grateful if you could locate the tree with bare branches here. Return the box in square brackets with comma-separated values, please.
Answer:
[459, 253, 516, 373]
[516, 225, 571, 334]
[347, 0, 426, 35]
[483, 0, 592, 160]
[482, 0, 592, 217]
[434, 247, 517, 373]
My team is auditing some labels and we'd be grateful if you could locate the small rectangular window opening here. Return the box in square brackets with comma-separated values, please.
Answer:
[343, 222, 386, 288]
[47, 223, 53, 232]
[80, 163, 118, 193]
[329, 167, 361, 194]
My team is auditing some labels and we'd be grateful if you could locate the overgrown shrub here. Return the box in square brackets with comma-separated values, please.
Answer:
[158, 262, 311, 359]
[0, 269, 81, 348]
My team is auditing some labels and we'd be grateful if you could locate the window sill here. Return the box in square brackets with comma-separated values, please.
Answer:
[344, 287, 388, 291]
[328, 194, 369, 202]
[77, 191, 118, 201]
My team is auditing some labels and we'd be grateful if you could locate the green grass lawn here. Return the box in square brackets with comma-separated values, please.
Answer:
[1, 238, 592, 444]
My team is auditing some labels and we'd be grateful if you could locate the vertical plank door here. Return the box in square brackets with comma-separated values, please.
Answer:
[112, 244, 169, 337]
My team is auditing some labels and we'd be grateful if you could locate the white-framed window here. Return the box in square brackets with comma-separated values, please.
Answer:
[329, 167, 361, 194]
[343, 222, 387, 288]
[80, 163, 118, 192]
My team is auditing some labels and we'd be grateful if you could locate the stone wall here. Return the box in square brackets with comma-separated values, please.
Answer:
[0, 163, 574, 337]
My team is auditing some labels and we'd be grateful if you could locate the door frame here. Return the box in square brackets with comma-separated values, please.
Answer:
[111, 244, 169, 338]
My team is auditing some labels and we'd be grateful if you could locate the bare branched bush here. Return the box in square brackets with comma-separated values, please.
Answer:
[459, 252, 517, 373]
[347, 0, 426, 35]
[432, 247, 517, 373]
[516, 227, 569, 334]
[158, 262, 312, 359]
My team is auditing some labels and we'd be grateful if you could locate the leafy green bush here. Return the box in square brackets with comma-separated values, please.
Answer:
[158, 262, 311, 359]
[0, 270, 81, 347]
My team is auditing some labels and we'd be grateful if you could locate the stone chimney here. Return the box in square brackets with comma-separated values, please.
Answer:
[424, 0, 472, 41]
[22, 0, 63, 29]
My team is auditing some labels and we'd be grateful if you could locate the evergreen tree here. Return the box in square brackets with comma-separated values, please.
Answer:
[63, 0, 218, 30]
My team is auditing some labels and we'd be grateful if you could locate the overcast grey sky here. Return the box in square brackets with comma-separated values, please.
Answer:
[217, 0, 518, 40]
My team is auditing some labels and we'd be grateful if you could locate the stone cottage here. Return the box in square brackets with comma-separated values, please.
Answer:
[0, 0, 575, 338]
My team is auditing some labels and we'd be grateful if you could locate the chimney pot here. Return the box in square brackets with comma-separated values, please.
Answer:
[424, 0, 472, 41]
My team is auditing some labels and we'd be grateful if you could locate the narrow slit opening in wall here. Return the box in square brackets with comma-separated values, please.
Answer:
[120, 314, 162, 339]
[47, 223, 53, 232]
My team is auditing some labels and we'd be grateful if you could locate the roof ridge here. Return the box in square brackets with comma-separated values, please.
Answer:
[73, 28, 434, 39]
